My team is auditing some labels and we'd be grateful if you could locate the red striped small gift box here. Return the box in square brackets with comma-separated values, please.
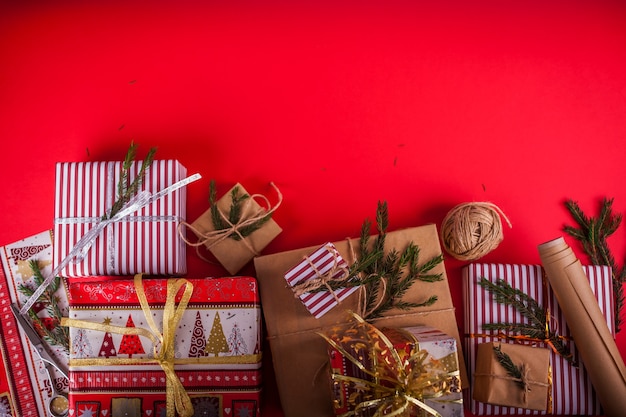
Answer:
[53, 160, 188, 277]
[284, 243, 358, 319]
[463, 263, 614, 415]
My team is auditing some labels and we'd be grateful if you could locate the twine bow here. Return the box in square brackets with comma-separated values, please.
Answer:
[319, 313, 459, 417]
[180, 182, 282, 257]
[62, 274, 195, 417]
[20, 173, 201, 315]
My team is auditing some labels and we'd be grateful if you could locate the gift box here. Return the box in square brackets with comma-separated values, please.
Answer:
[0, 231, 70, 417]
[284, 242, 358, 318]
[63, 276, 262, 417]
[463, 263, 614, 415]
[254, 223, 467, 417]
[473, 342, 551, 410]
[189, 182, 282, 275]
[326, 317, 463, 417]
[53, 160, 189, 277]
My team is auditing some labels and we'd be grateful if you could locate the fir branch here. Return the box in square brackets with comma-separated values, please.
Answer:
[106, 142, 157, 219]
[493, 344, 526, 391]
[209, 180, 274, 241]
[17, 261, 69, 352]
[564, 198, 624, 333]
[478, 278, 575, 365]
[312, 201, 442, 319]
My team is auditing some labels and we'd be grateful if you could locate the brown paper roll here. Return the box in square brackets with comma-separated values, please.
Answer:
[538, 237, 626, 417]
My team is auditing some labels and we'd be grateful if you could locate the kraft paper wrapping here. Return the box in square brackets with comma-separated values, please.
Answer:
[538, 237, 626, 417]
[473, 342, 550, 411]
[254, 224, 467, 417]
[191, 183, 282, 275]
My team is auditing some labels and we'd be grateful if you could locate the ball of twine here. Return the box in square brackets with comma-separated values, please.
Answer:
[440, 202, 512, 261]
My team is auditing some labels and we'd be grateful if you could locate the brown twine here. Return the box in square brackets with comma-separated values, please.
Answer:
[475, 363, 550, 406]
[357, 276, 388, 320]
[178, 182, 282, 257]
[440, 201, 512, 261]
[291, 243, 352, 304]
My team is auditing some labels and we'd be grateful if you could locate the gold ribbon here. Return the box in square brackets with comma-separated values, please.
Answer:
[319, 312, 460, 417]
[62, 274, 194, 417]
[179, 182, 282, 257]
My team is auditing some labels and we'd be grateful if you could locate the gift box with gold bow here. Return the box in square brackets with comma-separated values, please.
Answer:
[463, 263, 614, 415]
[62, 275, 262, 417]
[322, 313, 463, 417]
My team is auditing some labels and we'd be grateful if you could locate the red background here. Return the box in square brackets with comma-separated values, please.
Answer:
[2, 1, 626, 416]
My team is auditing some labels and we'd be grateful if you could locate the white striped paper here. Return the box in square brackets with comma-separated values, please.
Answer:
[463, 263, 614, 415]
[284, 243, 358, 318]
[53, 160, 187, 277]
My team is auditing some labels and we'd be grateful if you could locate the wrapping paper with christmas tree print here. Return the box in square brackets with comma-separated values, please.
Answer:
[328, 321, 463, 417]
[254, 224, 467, 417]
[463, 263, 614, 415]
[65, 276, 262, 417]
[53, 160, 189, 277]
[0, 230, 70, 417]
[190, 182, 282, 275]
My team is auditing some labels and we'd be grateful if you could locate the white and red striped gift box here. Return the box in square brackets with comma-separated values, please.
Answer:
[53, 160, 188, 277]
[284, 243, 358, 319]
[463, 263, 614, 415]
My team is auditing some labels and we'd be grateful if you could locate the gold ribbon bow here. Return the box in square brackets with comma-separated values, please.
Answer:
[319, 313, 460, 417]
[62, 274, 194, 417]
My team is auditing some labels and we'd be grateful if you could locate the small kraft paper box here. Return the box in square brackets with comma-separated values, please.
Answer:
[327, 321, 463, 417]
[254, 223, 468, 417]
[64, 276, 262, 417]
[463, 263, 614, 415]
[53, 160, 189, 277]
[189, 183, 282, 275]
[0, 231, 69, 417]
[473, 342, 551, 411]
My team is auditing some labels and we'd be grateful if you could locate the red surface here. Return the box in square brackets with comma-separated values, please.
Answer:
[2, 2, 626, 416]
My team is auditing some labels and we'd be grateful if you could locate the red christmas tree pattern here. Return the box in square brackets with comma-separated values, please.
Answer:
[10, 244, 50, 263]
[98, 317, 118, 358]
[188, 311, 209, 357]
[117, 314, 145, 358]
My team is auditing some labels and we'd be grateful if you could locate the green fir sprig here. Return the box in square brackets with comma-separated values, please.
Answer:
[105, 142, 157, 220]
[564, 198, 625, 333]
[17, 260, 69, 352]
[209, 180, 273, 240]
[492, 344, 527, 391]
[478, 277, 575, 365]
[314, 201, 443, 319]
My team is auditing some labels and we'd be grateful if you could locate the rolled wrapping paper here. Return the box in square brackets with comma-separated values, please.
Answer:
[538, 237, 626, 417]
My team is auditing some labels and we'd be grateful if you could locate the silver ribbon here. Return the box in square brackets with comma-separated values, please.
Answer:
[19, 172, 202, 315]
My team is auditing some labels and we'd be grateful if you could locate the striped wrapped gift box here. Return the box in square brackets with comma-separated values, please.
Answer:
[284, 243, 358, 319]
[53, 160, 188, 277]
[463, 263, 614, 415]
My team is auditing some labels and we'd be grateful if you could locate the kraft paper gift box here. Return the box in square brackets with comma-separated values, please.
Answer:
[473, 342, 551, 411]
[63, 276, 262, 417]
[326, 318, 463, 417]
[0, 231, 70, 417]
[53, 160, 189, 277]
[254, 223, 467, 417]
[189, 183, 282, 275]
[463, 263, 614, 415]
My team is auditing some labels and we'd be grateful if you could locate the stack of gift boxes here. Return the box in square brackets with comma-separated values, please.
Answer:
[1, 149, 626, 417]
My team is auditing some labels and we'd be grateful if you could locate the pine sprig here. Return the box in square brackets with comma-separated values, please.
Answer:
[209, 180, 273, 241]
[493, 344, 527, 391]
[478, 277, 575, 365]
[17, 261, 69, 352]
[564, 198, 624, 333]
[106, 142, 157, 219]
[312, 201, 443, 319]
